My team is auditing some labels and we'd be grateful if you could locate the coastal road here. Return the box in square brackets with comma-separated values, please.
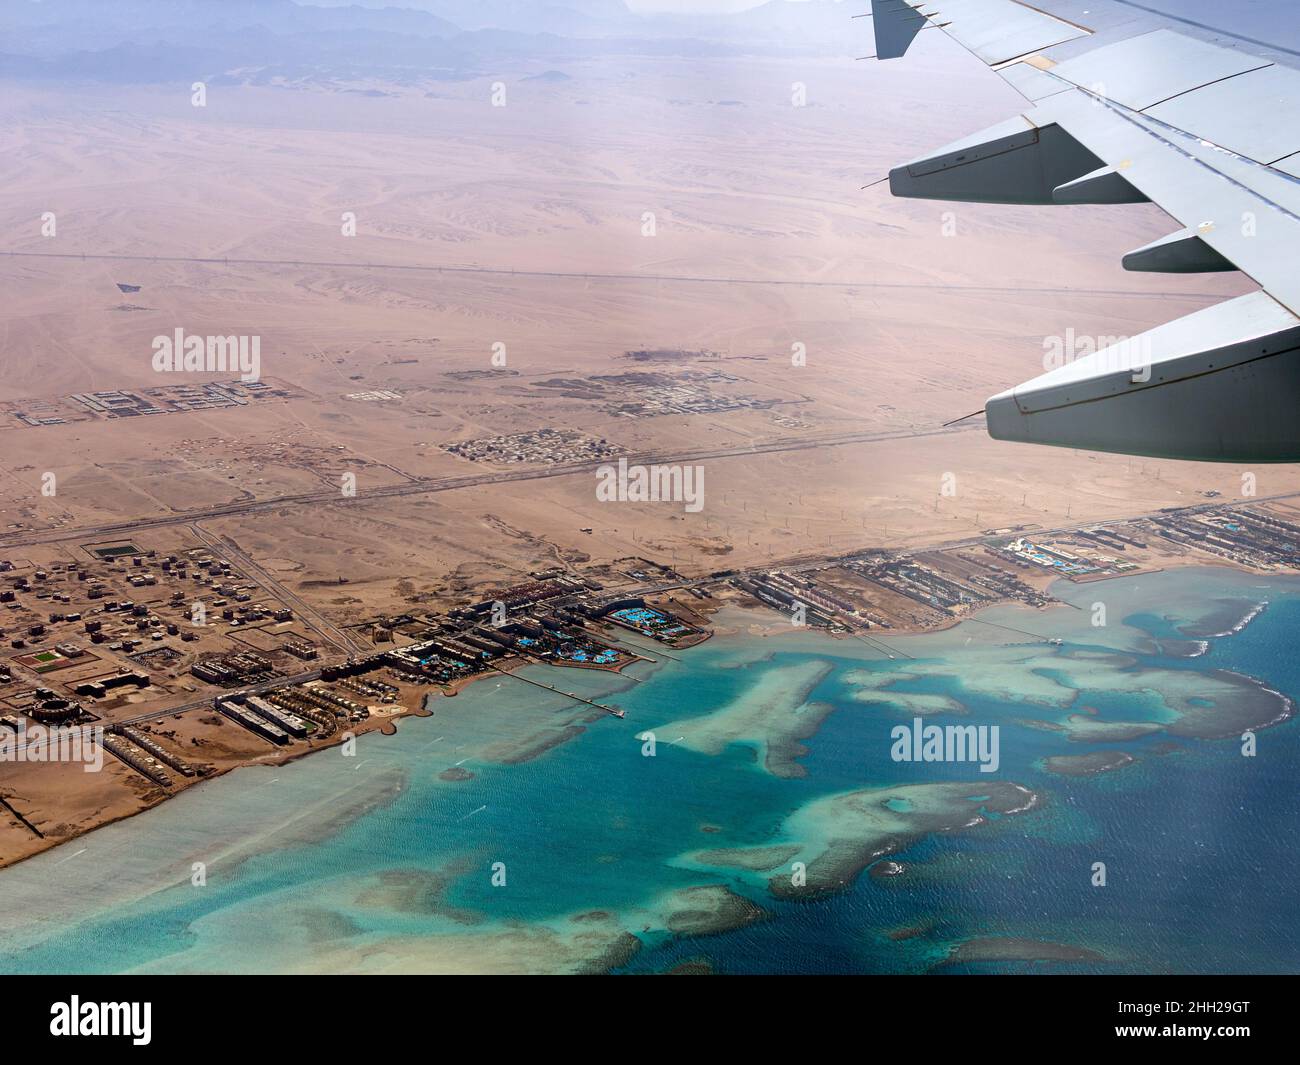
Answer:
[615, 491, 1300, 593]
[116, 668, 324, 726]
[2, 668, 326, 757]
[0, 422, 980, 550]
[6, 493, 1285, 755]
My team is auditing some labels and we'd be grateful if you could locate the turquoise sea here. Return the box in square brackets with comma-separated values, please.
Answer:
[0, 565, 1297, 974]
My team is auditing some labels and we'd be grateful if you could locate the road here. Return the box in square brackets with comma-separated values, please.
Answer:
[620, 490, 1300, 593]
[189, 525, 368, 656]
[0, 422, 978, 549]
[1, 248, 1234, 301]
[3, 668, 324, 755]
[114, 668, 324, 726]
[6, 490, 1289, 755]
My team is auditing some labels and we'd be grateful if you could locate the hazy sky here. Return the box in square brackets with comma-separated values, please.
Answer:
[626, 0, 818, 11]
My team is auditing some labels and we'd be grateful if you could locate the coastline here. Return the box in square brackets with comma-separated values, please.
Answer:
[0, 633, 654, 871]
[2, 562, 1294, 874]
[0, 562, 1298, 973]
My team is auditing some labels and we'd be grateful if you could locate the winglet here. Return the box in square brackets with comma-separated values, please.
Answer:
[1122, 227, 1235, 273]
[870, 0, 1089, 66]
[871, 0, 927, 60]
[1053, 165, 1149, 205]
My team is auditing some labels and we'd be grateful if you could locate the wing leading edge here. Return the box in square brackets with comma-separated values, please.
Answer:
[873, 1, 1300, 461]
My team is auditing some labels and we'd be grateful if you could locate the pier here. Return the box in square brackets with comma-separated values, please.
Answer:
[487, 663, 625, 717]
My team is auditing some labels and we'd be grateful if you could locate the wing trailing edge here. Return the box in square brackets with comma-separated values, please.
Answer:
[1122, 228, 1235, 274]
[887, 116, 1103, 204]
[986, 293, 1300, 462]
[870, 6, 1300, 461]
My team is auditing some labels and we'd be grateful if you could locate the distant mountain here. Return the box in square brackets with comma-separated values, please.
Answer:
[356, 0, 855, 42]
[630, 1, 856, 43]
[728, 1, 856, 35]
[1, 0, 462, 50]
[0, 0, 857, 86]
[398, 1, 635, 33]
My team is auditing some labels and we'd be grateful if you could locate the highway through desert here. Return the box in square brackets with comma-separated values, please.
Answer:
[0, 422, 983, 549]
[0, 248, 1235, 301]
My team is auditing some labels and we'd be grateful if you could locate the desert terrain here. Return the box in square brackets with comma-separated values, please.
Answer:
[0, 50, 1275, 609]
[0, 32, 1293, 863]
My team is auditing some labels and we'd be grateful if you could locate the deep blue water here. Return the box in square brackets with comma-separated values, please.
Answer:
[621, 592, 1300, 974]
[0, 568, 1296, 974]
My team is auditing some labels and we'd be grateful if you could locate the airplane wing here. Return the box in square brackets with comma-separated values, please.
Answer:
[872, 0, 1300, 461]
